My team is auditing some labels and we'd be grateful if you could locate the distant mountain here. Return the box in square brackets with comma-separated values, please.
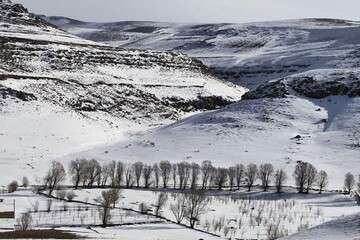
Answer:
[44, 16, 360, 90]
[45, 16, 360, 188]
[0, 1, 244, 184]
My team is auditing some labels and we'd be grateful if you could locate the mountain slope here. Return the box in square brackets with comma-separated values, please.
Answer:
[66, 94, 360, 188]
[281, 213, 360, 240]
[44, 17, 360, 89]
[0, 1, 244, 184]
[49, 17, 360, 188]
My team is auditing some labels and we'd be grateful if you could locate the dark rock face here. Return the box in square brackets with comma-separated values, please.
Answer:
[0, 0, 47, 27]
[0, 86, 37, 101]
[242, 80, 289, 100]
[166, 96, 233, 112]
[242, 71, 360, 100]
[292, 76, 349, 98]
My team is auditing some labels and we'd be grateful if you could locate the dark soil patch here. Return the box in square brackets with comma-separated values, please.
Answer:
[0, 229, 81, 239]
[0, 211, 14, 219]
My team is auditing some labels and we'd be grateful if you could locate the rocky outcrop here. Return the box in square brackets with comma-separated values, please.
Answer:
[0, 0, 244, 125]
[242, 70, 360, 100]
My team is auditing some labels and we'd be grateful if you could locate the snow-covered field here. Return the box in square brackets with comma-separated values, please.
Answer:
[61, 224, 219, 240]
[0, 189, 218, 239]
[50, 188, 359, 240]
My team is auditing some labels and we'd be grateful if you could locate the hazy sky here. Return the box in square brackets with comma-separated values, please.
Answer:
[13, 0, 360, 23]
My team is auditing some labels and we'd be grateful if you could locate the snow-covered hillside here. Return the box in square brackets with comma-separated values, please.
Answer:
[65, 95, 360, 188]
[0, 1, 244, 184]
[44, 17, 360, 89]
[281, 213, 360, 240]
[47, 17, 360, 188]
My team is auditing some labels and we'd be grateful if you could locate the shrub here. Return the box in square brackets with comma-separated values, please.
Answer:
[8, 181, 19, 193]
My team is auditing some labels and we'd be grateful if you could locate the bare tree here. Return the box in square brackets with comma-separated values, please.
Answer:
[69, 159, 80, 189]
[86, 159, 101, 187]
[355, 176, 360, 205]
[201, 160, 213, 190]
[79, 159, 89, 187]
[317, 170, 328, 194]
[125, 164, 134, 188]
[44, 161, 66, 195]
[99, 161, 116, 187]
[245, 164, 258, 192]
[22, 176, 29, 188]
[142, 164, 153, 188]
[305, 163, 317, 193]
[7, 181, 18, 193]
[178, 162, 191, 189]
[354, 192, 360, 206]
[170, 194, 187, 224]
[190, 163, 200, 190]
[115, 161, 125, 187]
[172, 164, 177, 188]
[153, 163, 160, 188]
[154, 193, 168, 216]
[184, 163, 191, 189]
[17, 212, 32, 230]
[69, 159, 86, 189]
[293, 161, 308, 193]
[108, 161, 117, 187]
[95, 189, 120, 227]
[185, 191, 210, 228]
[344, 172, 355, 194]
[132, 162, 144, 188]
[46, 199, 53, 212]
[100, 165, 111, 187]
[235, 164, 245, 190]
[274, 169, 287, 193]
[109, 188, 121, 208]
[160, 161, 172, 188]
[214, 168, 228, 190]
[95, 166, 103, 187]
[228, 166, 236, 191]
[258, 164, 274, 191]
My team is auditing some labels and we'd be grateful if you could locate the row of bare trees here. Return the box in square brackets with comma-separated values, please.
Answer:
[66, 160, 290, 193]
[44, 159, 360, 197]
